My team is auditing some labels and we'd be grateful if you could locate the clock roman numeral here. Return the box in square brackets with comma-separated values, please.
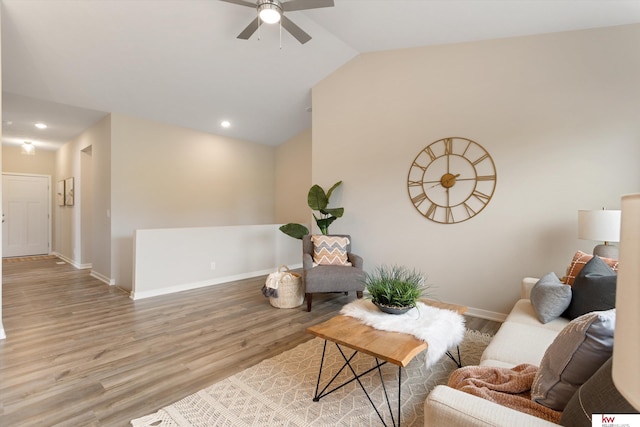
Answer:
[472, 154, 489, 166]
[472, 190, 491, 204]
[462, 140, 472, 157]
[425, 203, 437, 219]
[476, 175, 496, 181]
[424, 146, 437, 161]
[463, 202, 477, 217]
[411, 161, 427, 171]
[408, 180, 423, 187]
[412, 192, 428, 206]
[445, 207, 454, 223]
[444, 138, 453, 155]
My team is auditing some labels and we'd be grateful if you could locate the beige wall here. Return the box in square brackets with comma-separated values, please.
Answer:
[53, 114, 110, 282]
[73, 116, 111, 278]
[313, 24, 640, 317]
[55, 142, 76, 263]
[110, 113, 276, 291]
[2, 145, 56, 176]
[275, 128, 312, 225]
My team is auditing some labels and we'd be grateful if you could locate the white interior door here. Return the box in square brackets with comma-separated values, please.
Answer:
[2, 174, 50, 258]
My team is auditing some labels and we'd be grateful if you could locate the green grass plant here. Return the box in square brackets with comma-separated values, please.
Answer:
[364, 265, 431, 308]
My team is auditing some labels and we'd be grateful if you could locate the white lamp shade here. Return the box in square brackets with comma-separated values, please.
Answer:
[578, 209, 621, 242]
[612, 194, 640, 410]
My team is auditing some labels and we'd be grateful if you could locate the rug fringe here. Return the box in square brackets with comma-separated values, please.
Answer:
[465, 328, 495, 340]
[131, 410, 176, 427]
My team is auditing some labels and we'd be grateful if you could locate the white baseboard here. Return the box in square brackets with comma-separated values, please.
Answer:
[0, 325, 5, 340]
[90, 270, 115, 286]
[130, 263, 303, 301]
[50, 251, 67, 263]
[465, 306, 507, 322]
[51, 252, 92, 270]
[51, 252, 113, 285]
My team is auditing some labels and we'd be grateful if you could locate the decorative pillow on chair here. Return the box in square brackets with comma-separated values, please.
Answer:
[530, 272, 572, 324]
[311, 235, 352, 266]
[531, 309, 615, 411]
[562, 256, 617, 320]
[562, 250, 618, 285]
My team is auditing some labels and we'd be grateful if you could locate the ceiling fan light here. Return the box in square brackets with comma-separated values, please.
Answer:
[258, 3, 281, 24]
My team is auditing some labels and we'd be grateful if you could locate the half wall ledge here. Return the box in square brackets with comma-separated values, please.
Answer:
[132, 224, 304, 300]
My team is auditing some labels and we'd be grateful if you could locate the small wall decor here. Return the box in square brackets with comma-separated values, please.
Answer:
[57, 180, 65, 206]
[407, 137, 497, 224]
[64, 177, 74, 206]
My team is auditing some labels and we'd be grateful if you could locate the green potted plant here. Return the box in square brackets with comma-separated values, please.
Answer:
[279, 181, 344, 239]
[364, 265, 432, 314]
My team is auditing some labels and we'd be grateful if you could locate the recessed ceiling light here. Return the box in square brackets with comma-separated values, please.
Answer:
[221, 120, 231, 128]
[35, 123, 47, 129]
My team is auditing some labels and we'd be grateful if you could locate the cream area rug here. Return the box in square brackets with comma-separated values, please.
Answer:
[131, 329, 492, 427]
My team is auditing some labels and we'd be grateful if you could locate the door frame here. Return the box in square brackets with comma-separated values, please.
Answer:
[2, 172, 52, 258]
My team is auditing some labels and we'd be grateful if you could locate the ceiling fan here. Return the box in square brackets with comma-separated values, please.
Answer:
[221, 0, 334, 44]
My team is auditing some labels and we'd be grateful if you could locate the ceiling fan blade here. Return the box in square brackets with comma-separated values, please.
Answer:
[281, 16, 312, 44]
[219, 0, 257, 8]
[237, 17, 260, 40]
[282, 0, 334, 12]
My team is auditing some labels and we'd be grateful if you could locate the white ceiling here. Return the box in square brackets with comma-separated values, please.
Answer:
[2, 0, 640, 150]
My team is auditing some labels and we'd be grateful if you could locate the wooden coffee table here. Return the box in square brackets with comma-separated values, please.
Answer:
[306, 299, 467, 427]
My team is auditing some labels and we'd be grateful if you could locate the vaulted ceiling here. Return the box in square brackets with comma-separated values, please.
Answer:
[2, 0, 639, 150]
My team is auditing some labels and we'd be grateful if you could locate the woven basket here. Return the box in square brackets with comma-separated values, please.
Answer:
[269, 266, 304, 309]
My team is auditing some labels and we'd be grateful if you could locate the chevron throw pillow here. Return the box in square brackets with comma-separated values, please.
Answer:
[311, 235, 352, 266]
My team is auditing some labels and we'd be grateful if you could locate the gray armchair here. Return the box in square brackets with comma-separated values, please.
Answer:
[302, 234, 365, 312]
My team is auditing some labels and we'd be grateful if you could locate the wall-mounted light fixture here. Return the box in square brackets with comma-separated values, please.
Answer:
[21, 141, 36, 155]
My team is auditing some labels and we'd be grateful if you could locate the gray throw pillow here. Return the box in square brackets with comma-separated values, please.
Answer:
[563, 256, 617, 320]
[531, 309, 615, 411]
[530, 272, 572, 324]
[560, 357, 638, 427]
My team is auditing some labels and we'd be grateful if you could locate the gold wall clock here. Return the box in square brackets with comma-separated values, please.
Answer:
[407, 137, 497, 224]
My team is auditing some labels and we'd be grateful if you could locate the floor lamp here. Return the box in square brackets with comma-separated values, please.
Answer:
[612, 193, 640, 410]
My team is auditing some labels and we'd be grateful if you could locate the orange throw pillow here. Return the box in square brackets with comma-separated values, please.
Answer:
[562, 251, 618, 286]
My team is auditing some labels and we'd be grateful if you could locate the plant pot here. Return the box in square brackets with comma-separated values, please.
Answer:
[373, 300, 415, 315]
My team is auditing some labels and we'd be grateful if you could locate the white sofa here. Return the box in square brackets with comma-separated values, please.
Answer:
[424, 277, 568, 426]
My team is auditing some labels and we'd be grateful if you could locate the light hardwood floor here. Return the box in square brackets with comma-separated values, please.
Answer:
[0, 257, 501, 426]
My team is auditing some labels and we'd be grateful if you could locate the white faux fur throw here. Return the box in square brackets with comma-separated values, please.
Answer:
[340, 299, 466, 368]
